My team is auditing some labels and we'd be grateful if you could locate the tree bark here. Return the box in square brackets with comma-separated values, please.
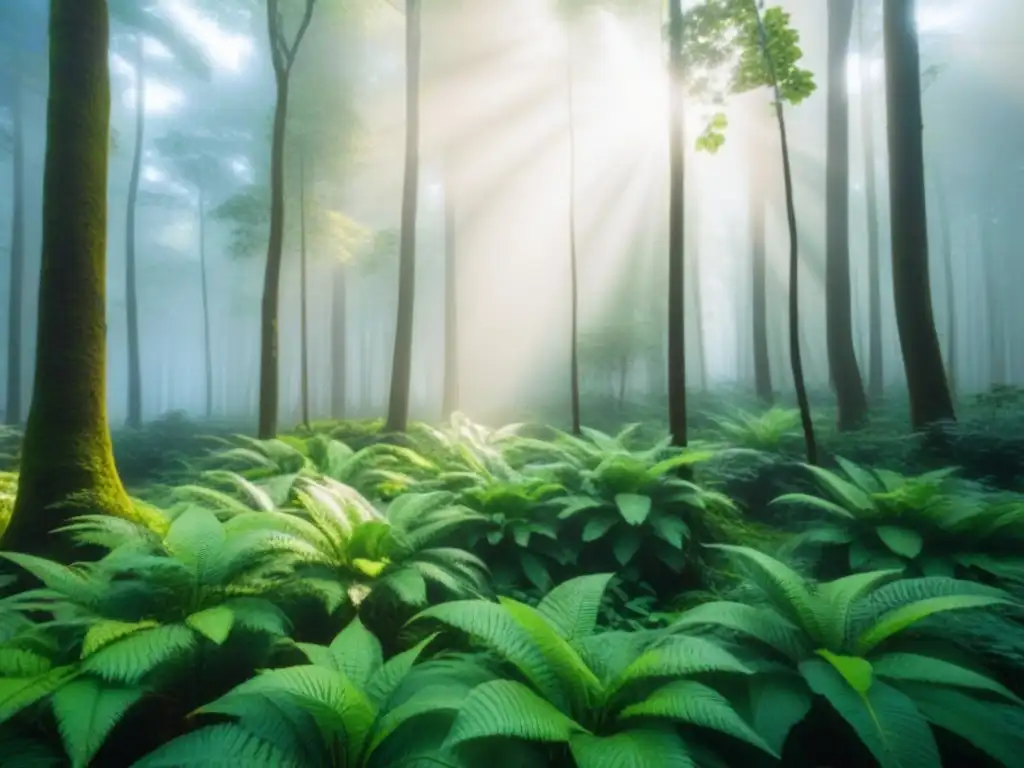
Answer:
[124, 34, 145, 428]
[882, 0, 955, 428]
[5, 75, 24, 425]
[826, 0, 869, 429]
[384, 0, 421, 434]
[933, 174, 956, 398]
[2, 0, 131, 557]
[667, 0, 688, 447]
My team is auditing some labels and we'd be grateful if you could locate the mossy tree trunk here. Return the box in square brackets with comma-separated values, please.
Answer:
[257, 0, 317, 439]
[5, 74, 25, 425]
[825, 0, 869, 430]
[2, 0, 132, 558]
[882, 0, 955, 428]
[124, 33, 145, 429]
[384, 0, 422, 434]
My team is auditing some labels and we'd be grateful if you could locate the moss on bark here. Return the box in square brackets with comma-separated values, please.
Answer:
[0, 0, 132, 560]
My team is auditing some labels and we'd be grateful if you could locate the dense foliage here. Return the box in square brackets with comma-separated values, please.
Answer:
[2, 409, 1024, 767]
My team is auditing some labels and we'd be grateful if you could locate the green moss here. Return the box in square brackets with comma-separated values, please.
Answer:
[0, 0, 132, 559]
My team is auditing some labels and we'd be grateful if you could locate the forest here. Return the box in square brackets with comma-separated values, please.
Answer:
[0, 0, 1022, 765]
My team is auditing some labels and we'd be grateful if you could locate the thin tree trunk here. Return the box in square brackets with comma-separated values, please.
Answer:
[124, 35, 145, 428]
[299, 154, 310, 429]
[441, 165, 459, 419]
[859, 0, 884, 400]
[198, 187, 212, 419]
[826, 0, 869, 430]
[5, 75, 24, 425]
[689, 188, 708, 392]
[750, 146, 773, 404]
[565, 31, 581, 435]
[330, 262, 347, 419]
[384, 0, 421, 434]
[934, 174, 956, 398]
[752, 0, 817, 464]
[258, 0, 316, 439]
[981, 214, 1005, 387]
[882, 0, 955, 428]
[667, 0, 688, 447]
[3, 0, 131, 557]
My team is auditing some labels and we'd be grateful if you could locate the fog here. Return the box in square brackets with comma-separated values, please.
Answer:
[0, 0, 1021, 430]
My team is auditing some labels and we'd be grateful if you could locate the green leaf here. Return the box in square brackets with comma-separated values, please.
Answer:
[536, 573, 613, 642]
[569, 727, 697, 768]
[814, 650, 872, 695]
[747, 674, 812, 755]
[876, 526, 923, 559]
[81, 625, 196, 685]
[185, 606, 235, 645]
[650, 514, 689, 549]
[855, 595, 1007, 655]
[443, 680, 583, 748]
[871, 652, 1022, 703]
[80, 620, 160, 659]
[52, 678, 145, 768]
[134, 723, 303, 767]
[615, 494, 653, 526]
[612, 529, 643, 566]
[327, 617, 383, 688]
[582, 513, 619, 542]
[800, 657, 941, 768]
[620, 680, 775, 756]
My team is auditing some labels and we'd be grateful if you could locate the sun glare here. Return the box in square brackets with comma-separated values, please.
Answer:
[158, 0, 254, 73]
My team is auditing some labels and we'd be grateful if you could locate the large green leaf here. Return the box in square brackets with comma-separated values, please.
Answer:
[855, 595, 1007, 655]
[614, 494, 653, 526]
[52, 678, 144, 768]
[872, 652, 1022, 703]
[569, 727, 697, 768]
[799, 657, 940, 768]
[536, 573, 613, 643]
[443, 680, 583, 748]
[134, 724, 303, 767]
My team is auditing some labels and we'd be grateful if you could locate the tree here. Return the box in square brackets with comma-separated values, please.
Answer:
[257, 0, 317, 439]
[110, 0, 211, 429]
[2, 0, 133, 557]
[0, 0, 47, 426]
[384, 0, 422, 434]
[882, 0, 954, 428]
[151, 129, 243, 419]
[825, 0, 868, 430]
[857, 0, 884, 400]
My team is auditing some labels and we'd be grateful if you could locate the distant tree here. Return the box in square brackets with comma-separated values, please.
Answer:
[825, 0, 869, 430]
[0, 0, 47, 426]
[384, 0, 423, 434]
[151, 129, 245, 419]
[882, 0, 955, 428]
[110, 0, 212, 429]
[2, 0, 133, 558]
[257, 0, 317, 439]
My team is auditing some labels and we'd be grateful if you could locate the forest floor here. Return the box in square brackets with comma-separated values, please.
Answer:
[1, 390, 1024, 767]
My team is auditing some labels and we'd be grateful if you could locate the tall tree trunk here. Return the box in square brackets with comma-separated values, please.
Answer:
[384, 0, 422, 434]
[689, 188, 708, 392]
[933, 174, 956, 398]
[752, 0, 817, 463]
[124, 35, 145, 428]
[299, 154, 310, 429]
[826, 0, 869, 430]
[565, 31, 581, 435]
[750, 143, 773, 404]
[666, 0, 688, 447]
[330, 262, 346, 419]
[882, 0, 955, 428]
[5, 75, 24, 425]
[258, 0, 316, 439]
[441, 165, 459, 420]
[3, 0, 131, 557]
[859, 0, 884, 400]
[980, 214, 1005, 387]
[198, 187, 212, 419]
